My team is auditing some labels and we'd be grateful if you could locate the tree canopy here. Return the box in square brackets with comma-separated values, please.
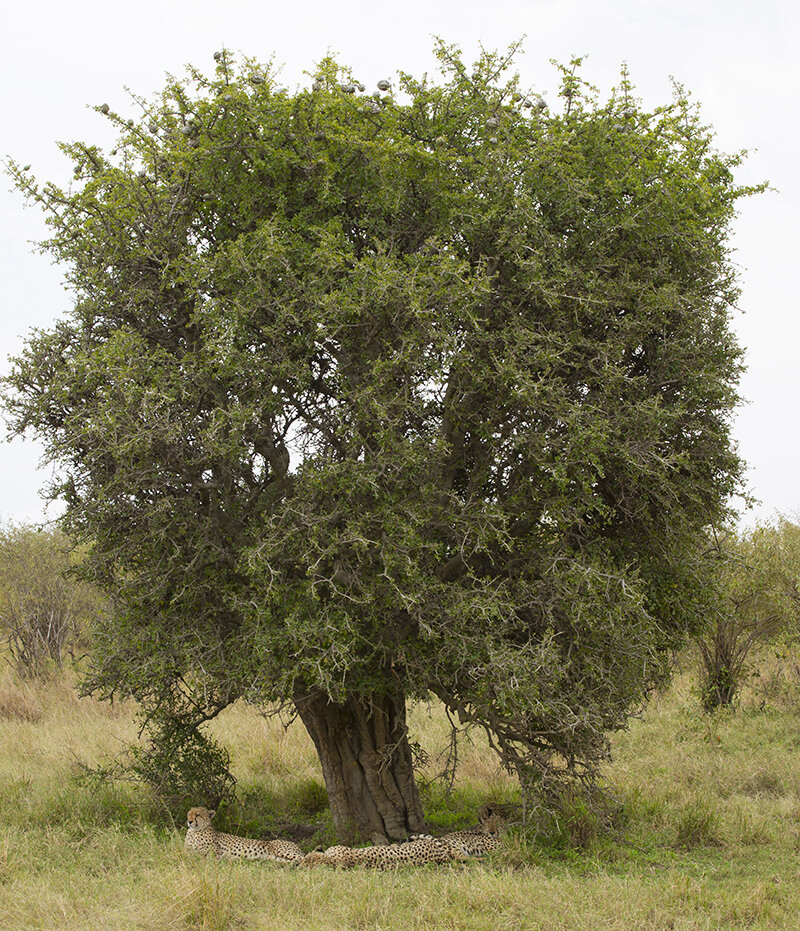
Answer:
[3, 42, 761, 838]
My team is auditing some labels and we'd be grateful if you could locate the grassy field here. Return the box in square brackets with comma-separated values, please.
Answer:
[2, 653, 800, 930]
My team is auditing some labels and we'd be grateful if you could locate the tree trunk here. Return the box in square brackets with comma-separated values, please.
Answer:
[294, 687, 425, 843]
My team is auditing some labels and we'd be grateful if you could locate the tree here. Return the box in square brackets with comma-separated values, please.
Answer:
[0, 524, 104, 678]
[3, 43, 760, 839]
[698, 519, 800, 711]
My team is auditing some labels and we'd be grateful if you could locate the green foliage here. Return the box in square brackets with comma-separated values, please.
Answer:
[3, 42, 761, 791]
[126, 716, 236, 821]
[698, 519, 800, 711]
[418, 780, 514, 832]
[0, 524, 105, 678]
[517, 783, 621, 854]
[283, 777, 329, 817]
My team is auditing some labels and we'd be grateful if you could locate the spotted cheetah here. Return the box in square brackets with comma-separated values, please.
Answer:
[298, 835, 470, 869]
[184, 807, 304, 862]
[413, 806, 506, 857]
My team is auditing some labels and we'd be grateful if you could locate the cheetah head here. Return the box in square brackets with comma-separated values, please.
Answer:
[186, 806, 216, 831]
[477, 805, 506, 834]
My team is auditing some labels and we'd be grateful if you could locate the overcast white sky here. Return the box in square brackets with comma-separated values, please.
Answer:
[1, 0, 797, 527]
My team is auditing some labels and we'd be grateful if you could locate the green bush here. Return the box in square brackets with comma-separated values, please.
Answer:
[0, 524, 106, 678]
[698, 520, 800, 712]
[127, 718, 237, 822]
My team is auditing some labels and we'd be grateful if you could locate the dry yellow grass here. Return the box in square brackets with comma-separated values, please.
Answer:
[2, 653, 800, 930]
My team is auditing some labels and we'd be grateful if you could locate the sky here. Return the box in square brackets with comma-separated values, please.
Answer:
[1, 0, 797, 527]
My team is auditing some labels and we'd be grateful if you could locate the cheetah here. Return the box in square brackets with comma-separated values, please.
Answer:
[184, 807, 304, 862]
[412, 806, 506, 857]
[298, 835, 470, 869]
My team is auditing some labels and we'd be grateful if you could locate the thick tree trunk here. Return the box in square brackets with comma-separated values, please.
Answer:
[294, 687, 425, 843]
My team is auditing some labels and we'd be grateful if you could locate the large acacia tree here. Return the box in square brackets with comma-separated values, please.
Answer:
[4, 43, 758, 841]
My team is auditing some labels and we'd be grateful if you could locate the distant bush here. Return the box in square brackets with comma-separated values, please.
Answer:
[698, 519, 800, 712]
[0, 524, 106, 678]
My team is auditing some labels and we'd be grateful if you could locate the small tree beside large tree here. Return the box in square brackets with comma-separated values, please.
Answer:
[3, 42, 761, 840]
[699, 519, 800, 712]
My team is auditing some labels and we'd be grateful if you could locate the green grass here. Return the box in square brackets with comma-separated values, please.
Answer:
[2, 652, 800, 929]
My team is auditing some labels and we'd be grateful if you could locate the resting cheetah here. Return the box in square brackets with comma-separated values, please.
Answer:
[298, 835, 470, 869]
[184, 807, 304, 862]
[413, 806, 506, 857]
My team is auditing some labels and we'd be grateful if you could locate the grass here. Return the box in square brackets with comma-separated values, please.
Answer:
[2, 651, 800, 929]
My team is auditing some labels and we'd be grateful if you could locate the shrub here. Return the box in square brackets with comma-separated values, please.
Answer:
[0, 524, 106, 678]
[698, 520, 800, 712]
[128, 717, 237, 822]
